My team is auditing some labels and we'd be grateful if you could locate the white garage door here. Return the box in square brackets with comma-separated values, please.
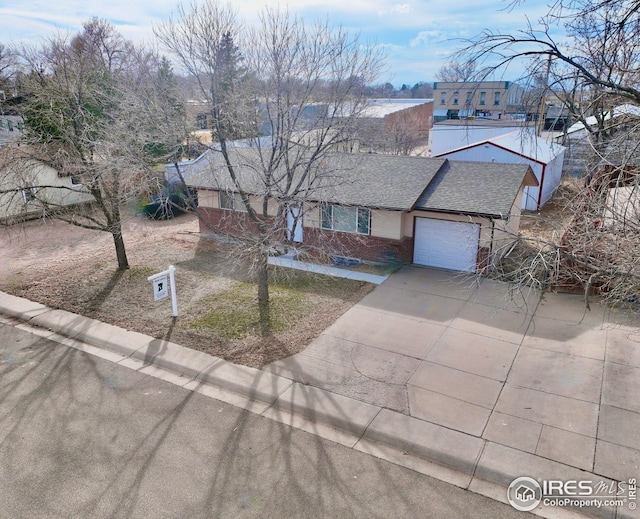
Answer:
[413, 218, 480, 272]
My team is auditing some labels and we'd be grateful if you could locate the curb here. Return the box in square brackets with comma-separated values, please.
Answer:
[0, 291, 632, 519]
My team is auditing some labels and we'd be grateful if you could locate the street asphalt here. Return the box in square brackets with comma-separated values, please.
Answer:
[0, 319, 529, 519]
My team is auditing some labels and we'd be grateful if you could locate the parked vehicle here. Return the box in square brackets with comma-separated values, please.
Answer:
[141, 186, 198, 220]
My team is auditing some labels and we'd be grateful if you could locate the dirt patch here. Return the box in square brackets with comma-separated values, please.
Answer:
[519, 179, 582, 244]
[0, 213, 372, 368]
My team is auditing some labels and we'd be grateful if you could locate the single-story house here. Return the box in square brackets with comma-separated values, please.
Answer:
[171, 148, 537, 272]
[0, 150, 93, 222]
[433, 130, 565, 211]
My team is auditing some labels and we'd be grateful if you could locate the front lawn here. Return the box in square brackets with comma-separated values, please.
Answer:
[0, 214, 372, 367]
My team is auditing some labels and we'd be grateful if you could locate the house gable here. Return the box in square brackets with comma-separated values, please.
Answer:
[415, 160, 537, 218]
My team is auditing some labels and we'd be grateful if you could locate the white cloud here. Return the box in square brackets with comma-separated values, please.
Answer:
[409, 30, 446, 47]
[388, 4, 412, 15]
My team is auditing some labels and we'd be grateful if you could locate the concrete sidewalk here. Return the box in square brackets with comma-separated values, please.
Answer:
[268, 255, 389, 284]
[1, 266, 639, 519]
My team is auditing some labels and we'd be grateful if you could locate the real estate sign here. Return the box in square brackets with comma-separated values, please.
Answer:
[153, 275, 168, 301]
[147, 266, 178, 317]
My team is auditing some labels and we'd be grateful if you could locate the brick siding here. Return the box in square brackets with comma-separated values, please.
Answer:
[197, 207, 413, 265]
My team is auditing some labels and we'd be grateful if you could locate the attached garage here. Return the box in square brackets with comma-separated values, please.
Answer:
[413, 217, 480, 272]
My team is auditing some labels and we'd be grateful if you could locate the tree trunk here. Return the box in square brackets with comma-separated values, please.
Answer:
[112, 230, 130, 270]
[257, 250, 270, 336]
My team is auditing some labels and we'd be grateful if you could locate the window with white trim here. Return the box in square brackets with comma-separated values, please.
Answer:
[320, 205, 370, 234]
[219, 191, 247, 211]
[466, 91, 473, 105]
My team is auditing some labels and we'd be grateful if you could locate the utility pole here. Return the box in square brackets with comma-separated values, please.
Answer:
[537, 55, 553, 136]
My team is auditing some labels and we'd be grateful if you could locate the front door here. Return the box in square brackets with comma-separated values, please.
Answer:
[287, 207, 303, 243]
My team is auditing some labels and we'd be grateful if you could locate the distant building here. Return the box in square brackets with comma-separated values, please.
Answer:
[189, 99, 435, 156]
[356, 99, 434, 154]
[432, 81, 526, 121]
[430, 118, 536, 156]
[544, 105, 569, 131]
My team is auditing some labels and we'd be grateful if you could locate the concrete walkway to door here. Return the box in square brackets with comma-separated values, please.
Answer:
[265, 265, 640, 518]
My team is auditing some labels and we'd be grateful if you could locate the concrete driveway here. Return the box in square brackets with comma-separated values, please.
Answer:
[265, 266, 640, 494]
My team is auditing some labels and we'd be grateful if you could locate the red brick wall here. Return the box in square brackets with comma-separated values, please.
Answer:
[196, 207, 283, 238]
[291, 227, 413, 264]
[197, 207, 413, 264]
[385, 102, 434, 141]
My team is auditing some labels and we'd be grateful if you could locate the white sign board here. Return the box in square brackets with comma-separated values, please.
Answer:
[153, 275, 168, 301]
[148, 266, 178, 317]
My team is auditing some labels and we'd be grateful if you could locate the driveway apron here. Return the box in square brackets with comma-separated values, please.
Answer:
[265, 265, 640, 488]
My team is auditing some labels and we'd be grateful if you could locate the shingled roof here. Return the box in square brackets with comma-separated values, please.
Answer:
[311, 154, 445, 210]
[415, 160, 538, 218]
[178, 147, 536, 217]
[182, 148, 447, 211]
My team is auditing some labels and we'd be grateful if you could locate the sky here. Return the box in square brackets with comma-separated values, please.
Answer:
[0, 0, 556, 87]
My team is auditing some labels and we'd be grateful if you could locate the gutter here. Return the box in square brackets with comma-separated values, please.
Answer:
[413, 207, 507, 220]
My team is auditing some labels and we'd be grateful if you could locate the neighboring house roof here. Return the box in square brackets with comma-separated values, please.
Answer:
[177, 147, 536, 218]
[563, 104, 640, 136]
[415, 160, 538, 218]
[435, 130, 565, 165]
[359, 99, 433, 118]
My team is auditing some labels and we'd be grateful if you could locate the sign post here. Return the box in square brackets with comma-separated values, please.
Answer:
[148, 266, 178, 317]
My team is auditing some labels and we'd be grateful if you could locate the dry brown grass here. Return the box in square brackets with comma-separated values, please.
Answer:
[0, 212, 372, 367]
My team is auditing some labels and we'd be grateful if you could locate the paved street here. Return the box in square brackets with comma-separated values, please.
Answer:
[0, 320, 528, 519]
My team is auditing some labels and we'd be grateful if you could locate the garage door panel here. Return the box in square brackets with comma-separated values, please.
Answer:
[413, 218, 480, 272]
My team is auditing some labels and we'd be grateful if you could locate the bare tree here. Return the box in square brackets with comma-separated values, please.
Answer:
[457, 0, 640, 109]
[156, 1, 384, 332]
[460, 0, 640, 309]
[7, 19, 185, 269]
[434, 59, 478, 82]
[0, 43, 18, 97]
